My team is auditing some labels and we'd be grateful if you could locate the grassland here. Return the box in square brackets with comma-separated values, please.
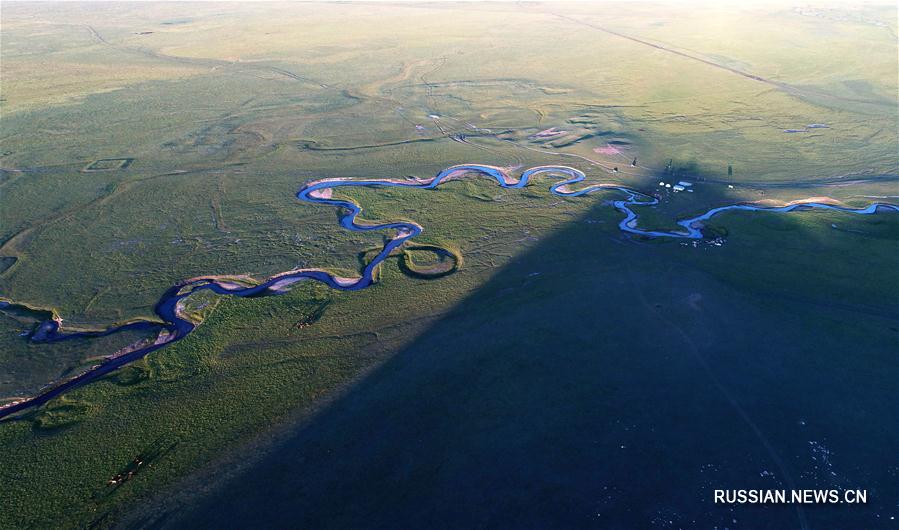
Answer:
[0, 1, 896, 528]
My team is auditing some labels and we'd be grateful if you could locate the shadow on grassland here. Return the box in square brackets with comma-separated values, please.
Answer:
[148, 184, 897, 530]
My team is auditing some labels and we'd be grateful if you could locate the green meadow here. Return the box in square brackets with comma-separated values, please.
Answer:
[0, 2, 896, 527]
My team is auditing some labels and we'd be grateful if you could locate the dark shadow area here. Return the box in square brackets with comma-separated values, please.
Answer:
[135, 182, 897, 529]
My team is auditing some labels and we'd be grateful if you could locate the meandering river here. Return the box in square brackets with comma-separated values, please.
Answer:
[1, 164, 895, 420]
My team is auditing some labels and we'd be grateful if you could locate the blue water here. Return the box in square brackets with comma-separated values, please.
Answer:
[1, 164, 895, 420]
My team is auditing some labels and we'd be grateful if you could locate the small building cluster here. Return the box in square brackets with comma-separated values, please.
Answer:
[658, 180, 694, 193]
